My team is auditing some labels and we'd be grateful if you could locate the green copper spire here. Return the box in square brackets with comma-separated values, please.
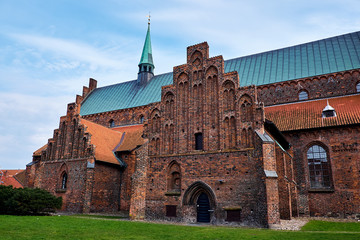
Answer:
[139, 22, 154, 68]
[137, 18, 155, 86]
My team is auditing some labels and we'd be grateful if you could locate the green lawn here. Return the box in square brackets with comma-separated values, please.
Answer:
[1, 215, 360, 240]
[302, 220, 360, 232]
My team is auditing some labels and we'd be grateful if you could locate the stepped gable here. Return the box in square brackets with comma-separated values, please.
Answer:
[33, 144, 48, 157]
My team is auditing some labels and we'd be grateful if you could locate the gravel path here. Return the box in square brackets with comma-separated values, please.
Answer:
[271, 218, 309, 231]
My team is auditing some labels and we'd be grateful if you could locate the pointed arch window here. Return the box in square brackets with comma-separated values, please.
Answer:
[61, 172, 68, 189]
[223, 81, 235, 111]
[307, 144, 332, 189]
[240, 99, 252, 122]
[139, 115, 144, 124]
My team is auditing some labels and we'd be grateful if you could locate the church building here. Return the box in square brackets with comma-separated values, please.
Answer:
[25, 22, 360, 227]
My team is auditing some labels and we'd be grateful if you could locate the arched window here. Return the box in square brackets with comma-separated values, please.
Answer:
[299, 90, 309, 100]
[307, 145, 332, 188]
[150, 109, 161, 133]
[109, 119, 115, 128]
[240, 95, 253, 122]
[223, 81, 235, 111]
[139, 115, 144, 124]
[356, 82, 360, 93]
[61, 172, 68, 189]
[164, 92, 175, 120]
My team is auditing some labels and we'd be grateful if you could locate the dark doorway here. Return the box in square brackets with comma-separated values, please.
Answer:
[197, 192, 210, 222]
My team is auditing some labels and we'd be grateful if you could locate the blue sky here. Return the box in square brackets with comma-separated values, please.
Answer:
[1, 0, 360, 169]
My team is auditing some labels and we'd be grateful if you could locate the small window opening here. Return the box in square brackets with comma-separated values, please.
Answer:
[139, 115, 144, 124]
[61, 172, 68, 189]
[166, 205, 177, 217]
[299, 90, 308, 100]
[109, 119, 115, 128]
[226, 210, 241, 222]
[356, 82, 360, 92]
[195, 132, 203, 150]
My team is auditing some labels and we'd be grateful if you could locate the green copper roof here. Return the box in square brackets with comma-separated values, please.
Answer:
[226, 31, 360, 86]
[139, 23, 154, 67]
[80, 31, 360, 116]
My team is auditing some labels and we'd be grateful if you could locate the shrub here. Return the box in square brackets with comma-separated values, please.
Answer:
[0, 185, 62, 215]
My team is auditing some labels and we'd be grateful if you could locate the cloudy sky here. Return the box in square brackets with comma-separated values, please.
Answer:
[1, 0, 360, 169]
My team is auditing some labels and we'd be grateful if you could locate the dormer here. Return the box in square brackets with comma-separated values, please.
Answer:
[322, 100, 336, 118]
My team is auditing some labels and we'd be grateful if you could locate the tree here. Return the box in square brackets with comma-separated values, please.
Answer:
[0, 186, 62, 215]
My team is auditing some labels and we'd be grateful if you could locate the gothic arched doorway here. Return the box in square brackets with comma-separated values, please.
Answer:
[183, 181, 216, 223]
[197, 192, 210, 222]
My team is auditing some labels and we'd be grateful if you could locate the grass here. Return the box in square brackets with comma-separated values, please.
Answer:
[1, 215, 360, 240]
[302, 220, 360, 232]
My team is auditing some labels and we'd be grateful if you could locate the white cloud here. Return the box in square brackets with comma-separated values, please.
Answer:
[7, 33, 132, 70]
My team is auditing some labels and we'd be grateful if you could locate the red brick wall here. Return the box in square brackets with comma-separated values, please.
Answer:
[33, 159, 89, 212]
[145, 149, 269, 227]
[285, 125, 360, 217]
[90, 161, 122, 212]
[83, 104, 153, 128]
[129, 143, 149, 220]
[257, 70, 360, 106]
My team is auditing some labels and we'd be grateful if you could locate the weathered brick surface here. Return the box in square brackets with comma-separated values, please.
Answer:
[34, 159, 89, 212]
[26, 100, 130, 213]
[83, 104, 153, 129]
[257, 70, 360, 106]
[90, 161, 122, 212]
[129, 142, 149, 220]
[285, 126, 360, 217]
[145, 150, 269, 227]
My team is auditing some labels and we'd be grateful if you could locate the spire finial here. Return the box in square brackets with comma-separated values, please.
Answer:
[147, 12, 151, 24]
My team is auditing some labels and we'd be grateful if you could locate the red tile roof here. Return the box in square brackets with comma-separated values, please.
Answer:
[112, 124, 146, 152]
[80, 118, 123, 165]
[265, 94, 360, 131]
[0, 169, 25, 188]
